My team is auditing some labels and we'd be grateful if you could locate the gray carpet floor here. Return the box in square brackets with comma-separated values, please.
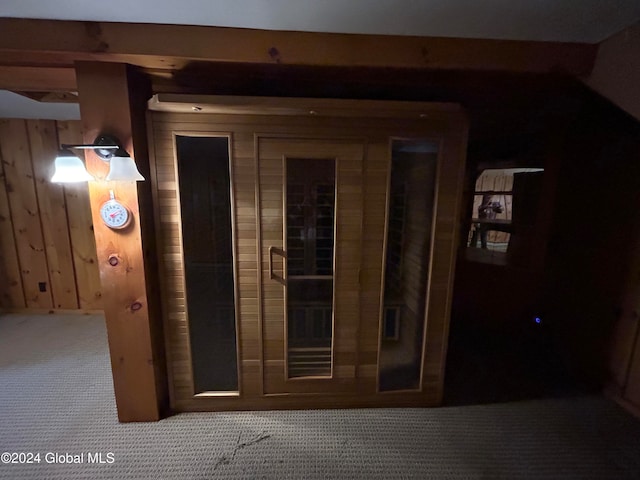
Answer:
[1, 313, 640, 479]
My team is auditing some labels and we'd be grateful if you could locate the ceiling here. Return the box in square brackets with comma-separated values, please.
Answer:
[0, 91, 80, 120]
[0, 1, 639, 120]
[1, 0, 639, 44]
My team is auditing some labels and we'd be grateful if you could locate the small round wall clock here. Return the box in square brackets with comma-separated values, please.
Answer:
[100, 190, 132, 230]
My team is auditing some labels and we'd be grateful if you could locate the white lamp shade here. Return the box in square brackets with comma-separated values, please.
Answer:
[105, 154, 145, 182]
[51, 152, 94, 183]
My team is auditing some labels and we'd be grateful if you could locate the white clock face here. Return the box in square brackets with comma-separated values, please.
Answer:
[99, 199, 131, 229]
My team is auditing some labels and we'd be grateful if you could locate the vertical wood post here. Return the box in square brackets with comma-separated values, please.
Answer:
[75, 62, 168, 422]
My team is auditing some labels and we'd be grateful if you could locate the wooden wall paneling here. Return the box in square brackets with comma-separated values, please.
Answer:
[333, 144, 364, 382]
[56, 121, 103, 310]
[0, 119, 53, 309]
[257, 136, 285, 395]
[0, 136, 25, 308]
[146, 115, 179, 410]
[27, 120, 78, 309]
[233, 131, 261, 396]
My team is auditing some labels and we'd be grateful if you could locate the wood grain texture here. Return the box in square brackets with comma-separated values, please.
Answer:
[27, 120, 78, 309]
[148, 97, 467, 411]
[0, 65, 76, 91]
[0, 120, 52, 309]
[56, 121, 103, 310]
[150, 129, 262, 404]
[0, 307, 102, 315]
[76, 62, 167, 422]
[0, 139, 25, 308]
[0, 18, 596, 75]
[0, 119, 101, 311]
[258, 138, 364, 395]
[151, 95, 462, 118]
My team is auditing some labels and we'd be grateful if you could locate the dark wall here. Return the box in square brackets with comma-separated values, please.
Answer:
[451, 83, 640, 390]
[540, 93, 640, 388]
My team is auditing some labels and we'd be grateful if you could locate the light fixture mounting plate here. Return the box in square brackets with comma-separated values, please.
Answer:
[93, 134, 121, 160]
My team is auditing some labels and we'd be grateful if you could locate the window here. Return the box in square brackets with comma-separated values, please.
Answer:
[382, 306, 401, 341]
[466, 168, 543, 264]
[176, 135, 239, 394]
[286, 158, 336, 378]
[379, 139, 438, 392]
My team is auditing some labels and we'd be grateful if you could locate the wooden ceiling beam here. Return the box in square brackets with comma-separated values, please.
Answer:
[0, 66, 76, 91]
[0, 18, 597, 75]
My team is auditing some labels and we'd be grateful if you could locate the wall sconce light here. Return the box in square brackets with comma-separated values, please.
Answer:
[51, 134, 145, 183]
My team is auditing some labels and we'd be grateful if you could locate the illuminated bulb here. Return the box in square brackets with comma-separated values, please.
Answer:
[51, 149, 93, 183]
[105, 150, 145, 182]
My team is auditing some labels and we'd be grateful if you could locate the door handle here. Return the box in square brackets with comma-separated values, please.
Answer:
[269, 246, 287, 286]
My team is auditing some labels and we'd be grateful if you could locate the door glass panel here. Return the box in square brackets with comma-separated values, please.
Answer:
[176, 135, 238, 394]
[379, 139, 438, 391]
[286, 158, 335, 378]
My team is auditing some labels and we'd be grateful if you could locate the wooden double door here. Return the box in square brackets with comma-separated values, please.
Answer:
[148, 95, 467, 411]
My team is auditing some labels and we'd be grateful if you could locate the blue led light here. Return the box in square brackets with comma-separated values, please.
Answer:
[534, 317, 542, 324]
